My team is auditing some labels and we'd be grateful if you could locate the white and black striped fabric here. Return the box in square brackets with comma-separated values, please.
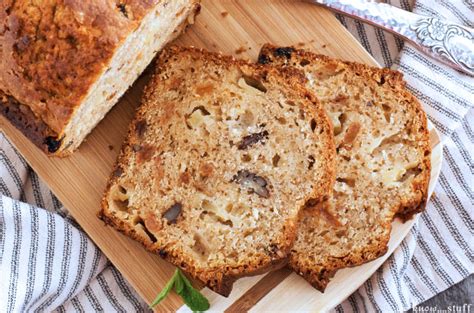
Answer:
[1, 0, 472, 312]
[0, 137, 149, 312]
[333, 0, 474, 311]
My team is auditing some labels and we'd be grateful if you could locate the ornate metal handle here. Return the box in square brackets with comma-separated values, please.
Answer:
[307, 0, 474, 76]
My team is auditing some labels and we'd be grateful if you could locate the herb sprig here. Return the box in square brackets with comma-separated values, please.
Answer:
[150, 269, 210, 312]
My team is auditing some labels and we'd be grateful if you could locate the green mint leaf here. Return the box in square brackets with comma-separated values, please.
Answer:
[180, 285, 211, 312]
[149, 269, 179, 308]
[149, 269, 210, 312]
[176, 270, 210, 312]
[174, 271, 184, 294]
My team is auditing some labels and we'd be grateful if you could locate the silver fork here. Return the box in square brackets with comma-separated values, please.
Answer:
[306, 0, 474, 76]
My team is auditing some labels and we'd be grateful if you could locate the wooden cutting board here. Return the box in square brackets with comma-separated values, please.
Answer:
[0, 1, 443, 312]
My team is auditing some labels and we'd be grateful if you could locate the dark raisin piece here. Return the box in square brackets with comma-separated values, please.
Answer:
[257, 53, 271, 64]
[273, 47, 294, 59]
[310, 118, 317, 132]
[163, 203, 182, 223]
[300, 59, 310, 66]
[304, 198, 318, 208]
[232, 170, 270, 198]
[117, 3, 128, 18]
[135, 120, 147, 138]
[379, 75, 386, 85]
[308, 155, 315, 169]
[66, 35, 77, 46]
[272, 154, 280, 167]
[44, 136, 62, 153]
[113, 167, 123, 178]
[237, 130, 269, 150]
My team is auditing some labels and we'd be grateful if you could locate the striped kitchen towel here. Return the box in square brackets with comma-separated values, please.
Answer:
[0, 0, 473, 312]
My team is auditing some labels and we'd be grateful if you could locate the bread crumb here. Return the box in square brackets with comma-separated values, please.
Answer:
[322, 44, 327, 48]
[297, 42, 305, 47]
[221, 11, 228, 17]
[235, 46, 247, 54]
[108, 145, 114, 151]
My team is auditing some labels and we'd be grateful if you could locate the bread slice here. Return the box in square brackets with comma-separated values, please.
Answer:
[0, 0, 200, 156]
[258, 45, 431, 291]
[99, 46, 336, 296]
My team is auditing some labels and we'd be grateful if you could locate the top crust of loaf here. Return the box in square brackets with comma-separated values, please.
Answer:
[100, 46, 336, 296]
[258, 44, 431, 291]
[0, 0, 200, 155]
[1, 0, 158, 133]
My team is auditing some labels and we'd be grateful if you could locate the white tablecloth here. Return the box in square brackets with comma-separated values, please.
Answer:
[1, 0, 472, 312]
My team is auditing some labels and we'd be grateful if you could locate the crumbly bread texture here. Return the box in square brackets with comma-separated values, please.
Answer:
[258, 45, 431, 291]
[0, 0, 200, 156]
[100, 46, 336, 296]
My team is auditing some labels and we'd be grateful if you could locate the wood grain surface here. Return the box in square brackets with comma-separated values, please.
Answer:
[0, 1, 442, 312]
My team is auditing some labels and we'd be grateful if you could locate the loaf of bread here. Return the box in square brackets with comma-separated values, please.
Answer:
[100, 46, 336, 296]
[258, 45, 431, 291]
[0, 0, 200, 156]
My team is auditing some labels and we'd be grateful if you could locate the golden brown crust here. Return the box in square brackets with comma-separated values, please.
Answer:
[1, 0, 148, 133]
[1, 0, 200, 156]
[100, 45, 336, 296]
[258, 44, 431, 291]
[291, 224, 390, 290]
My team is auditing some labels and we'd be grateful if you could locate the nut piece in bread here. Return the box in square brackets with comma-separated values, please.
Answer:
[0, 0, 200, 156]
[258, 44, 431, 291]
[100, 46, 336, 296]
